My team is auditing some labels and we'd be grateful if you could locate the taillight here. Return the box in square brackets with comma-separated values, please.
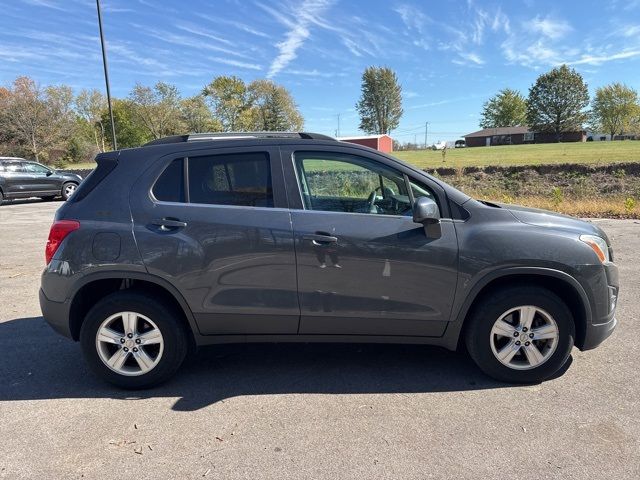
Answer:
[45, 220, 80, 264]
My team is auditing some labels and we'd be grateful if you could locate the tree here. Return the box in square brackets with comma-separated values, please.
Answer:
[129, 82, 185, 139]
[180, 95, 221, 133]
[0, 77, 75, 162]
[202, 76, 252, 131]
[356, 66, 403, 134]
[102, 99, 151, 149]
[76, 89, 107, 152]
[480, 88, 527, 128]
[247, 79, 304, 131]
[527, 65, 589, 141]
[590, 83, 639, 139]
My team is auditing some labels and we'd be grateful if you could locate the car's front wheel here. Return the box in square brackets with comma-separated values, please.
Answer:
[465, 286, 575, 383]
[80, 292, 189, 389]
[61, 182, 78, 200]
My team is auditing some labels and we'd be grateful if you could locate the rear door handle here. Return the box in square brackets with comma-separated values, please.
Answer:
[152, 218, 187, 230]
[303, 233, 338, 245]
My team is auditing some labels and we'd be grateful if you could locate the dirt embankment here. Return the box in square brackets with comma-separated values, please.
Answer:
[426, 162, 640, 218]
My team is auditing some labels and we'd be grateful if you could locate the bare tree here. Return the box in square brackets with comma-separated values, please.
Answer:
[129, 82, 185, 139]
[0, 77, 75, 162]
[76, 89, 107, 152]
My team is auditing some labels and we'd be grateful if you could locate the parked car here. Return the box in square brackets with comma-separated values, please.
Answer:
[431, 141, 448, 150]
[0, 157, 82, 204]
[454, 139, 466, 148]
[40, 132, 619, 388]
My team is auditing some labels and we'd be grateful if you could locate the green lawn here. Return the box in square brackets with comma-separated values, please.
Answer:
[392, 141, 640, 169]
[66, 141, 640, 171]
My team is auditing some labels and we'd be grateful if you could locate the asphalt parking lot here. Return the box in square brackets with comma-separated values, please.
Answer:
[0, 200, 638, 479]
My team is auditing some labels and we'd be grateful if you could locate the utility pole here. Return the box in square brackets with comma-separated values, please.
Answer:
[97, 0, 117, 150]
[336, 113, 341, 137]
[424, 121, 429, 149]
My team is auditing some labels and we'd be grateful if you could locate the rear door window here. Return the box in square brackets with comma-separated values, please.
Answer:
[151, 152, 273, 208]
[188, 153, 273, 207]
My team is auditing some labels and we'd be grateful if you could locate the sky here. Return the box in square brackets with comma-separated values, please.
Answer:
[1, 0, 639, 143]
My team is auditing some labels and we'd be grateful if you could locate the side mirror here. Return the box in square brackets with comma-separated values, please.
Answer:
[46, 170, 53, 176]
[412, 196, 440, 224]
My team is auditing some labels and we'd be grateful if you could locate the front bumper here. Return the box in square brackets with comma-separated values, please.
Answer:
[39, 288, 73, 339]
[582, 314, 617, 350]
[580, 262, 619, 350]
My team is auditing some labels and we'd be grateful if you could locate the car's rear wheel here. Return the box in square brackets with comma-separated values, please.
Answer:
[61, 182, 78, 200]
[80, 291, 188, 389]
[465, 286, 575, 383]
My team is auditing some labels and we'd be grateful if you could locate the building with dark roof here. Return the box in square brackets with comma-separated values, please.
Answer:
[464, 126, 586, 147]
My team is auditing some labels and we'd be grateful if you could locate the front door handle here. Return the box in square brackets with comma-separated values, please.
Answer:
[303, 233, 338, 245]
[152, 218, 187, 230]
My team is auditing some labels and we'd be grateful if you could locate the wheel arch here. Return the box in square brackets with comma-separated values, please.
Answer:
[444, 268, 592, 351]
[68, 272, 200, 351]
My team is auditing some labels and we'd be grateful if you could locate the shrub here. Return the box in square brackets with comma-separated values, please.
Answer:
[551, 187, 564, 206]
[624, 197, 636, 213]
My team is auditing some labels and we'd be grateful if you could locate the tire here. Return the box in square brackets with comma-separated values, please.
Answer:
[80, 291, 189, 389]
[61, 182, 78, 200]
[465, 286, 575, 383]
[0, 190, 3, 205]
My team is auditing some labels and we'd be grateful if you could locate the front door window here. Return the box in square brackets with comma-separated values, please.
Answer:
[294, 152, 438, 216]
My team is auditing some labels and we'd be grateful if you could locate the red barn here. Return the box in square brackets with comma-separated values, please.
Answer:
[338, 135, 393, 153]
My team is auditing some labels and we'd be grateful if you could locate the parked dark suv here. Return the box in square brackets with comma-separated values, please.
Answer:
[39, 133, 619, 388]
[0, 157, 82, 203]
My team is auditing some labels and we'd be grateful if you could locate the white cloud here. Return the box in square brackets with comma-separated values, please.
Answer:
[527, 16, 572, 40]
[175, 23, 234, 46]
[453, 52, 485, 66]
[564, 49, 640, 66]
[619, 25, 640, 37]
[394, 4, 429, 33]
[287, 69, 347, 78]
[261, 0, 334, 78]
[20, 0, 64, 10]
[208, 57, 262, 70]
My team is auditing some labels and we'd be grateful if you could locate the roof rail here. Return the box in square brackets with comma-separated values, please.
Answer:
[143, 132, 336, 147]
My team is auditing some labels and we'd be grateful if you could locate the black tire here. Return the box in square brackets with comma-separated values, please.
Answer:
[0, 190, 3, 205]
[61, 182, 78, 200]
[465, 286, 575, 383]
[80, 291, 189, 389]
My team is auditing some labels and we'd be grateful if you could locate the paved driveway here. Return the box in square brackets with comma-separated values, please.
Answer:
[0, 201, 638, 479]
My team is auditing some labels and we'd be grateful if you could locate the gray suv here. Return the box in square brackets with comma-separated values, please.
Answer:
[39, 133, 619, 388]
[0, 157, 82, 203]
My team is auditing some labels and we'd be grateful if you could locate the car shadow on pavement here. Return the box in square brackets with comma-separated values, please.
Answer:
[0, 198, 62, 206]
[0, 317, 572, 411]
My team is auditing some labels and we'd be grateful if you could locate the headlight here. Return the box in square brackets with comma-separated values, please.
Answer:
[579, 235, 610, 263]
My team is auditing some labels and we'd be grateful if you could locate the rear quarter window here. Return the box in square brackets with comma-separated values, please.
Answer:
[152, 159, 185, 203]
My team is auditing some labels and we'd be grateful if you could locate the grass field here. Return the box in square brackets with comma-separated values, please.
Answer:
[393, 141, 640, 169]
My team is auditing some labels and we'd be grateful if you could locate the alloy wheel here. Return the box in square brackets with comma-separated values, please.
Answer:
[95, 311, 164, 376]
[64, 183, 77, 197]
[489, 306, 559, 370]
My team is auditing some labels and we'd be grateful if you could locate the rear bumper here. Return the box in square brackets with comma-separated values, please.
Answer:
[39, 288, 73, 339]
